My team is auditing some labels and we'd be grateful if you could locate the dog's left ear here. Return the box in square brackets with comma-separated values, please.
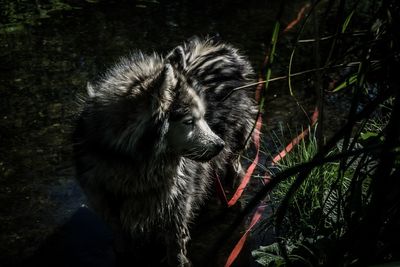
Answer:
[166, 46, 186, 71]
[148, 63, 177, 117]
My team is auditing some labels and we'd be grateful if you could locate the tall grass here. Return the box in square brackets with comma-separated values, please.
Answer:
[252, 122, 380, 266]
[271, 125, 343, 235]
[247, 0, 400, 266]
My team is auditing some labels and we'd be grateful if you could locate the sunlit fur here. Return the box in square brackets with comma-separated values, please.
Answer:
[167, 37, 258, 180]
[73, 37, 257, 266]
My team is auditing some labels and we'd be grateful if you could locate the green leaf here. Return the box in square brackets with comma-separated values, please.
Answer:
[360, 132, 378, 140]
[342, 11, 355, 33]
[252, 243, 286, 266]
[332, 74, 358, 92]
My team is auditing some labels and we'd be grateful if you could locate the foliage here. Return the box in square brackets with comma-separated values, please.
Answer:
[253, 123, 379, 266]
[250, 0, 400, 266]
[271, 126, 343, 236]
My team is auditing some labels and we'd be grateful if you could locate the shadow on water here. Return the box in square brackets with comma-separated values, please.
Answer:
[23, 203, 257, 267]
[26, 207, 115, 267]
[0, 0, 346, 266]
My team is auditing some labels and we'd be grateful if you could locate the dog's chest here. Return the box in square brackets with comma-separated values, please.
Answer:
[119, 171, 191, 230]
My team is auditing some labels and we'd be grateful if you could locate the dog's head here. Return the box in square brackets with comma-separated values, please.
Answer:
[149, 63, 225, 162]
[83, 54, 224, 162]
[166, 80, 225, 162]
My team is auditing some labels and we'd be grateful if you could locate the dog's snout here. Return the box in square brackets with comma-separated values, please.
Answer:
[215, 139, 225, 152]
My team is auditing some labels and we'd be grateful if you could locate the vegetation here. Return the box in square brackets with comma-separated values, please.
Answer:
[247, 0, 400, 266]
[253, 121, 383, 266]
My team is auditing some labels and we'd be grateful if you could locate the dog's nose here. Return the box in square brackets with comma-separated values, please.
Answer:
[215, 139, 225, 152]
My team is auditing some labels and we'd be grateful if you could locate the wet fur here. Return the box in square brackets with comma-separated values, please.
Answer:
[73, 37, 257, 266]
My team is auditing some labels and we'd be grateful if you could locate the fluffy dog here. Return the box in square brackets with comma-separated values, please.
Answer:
[73, 37, 257, 266]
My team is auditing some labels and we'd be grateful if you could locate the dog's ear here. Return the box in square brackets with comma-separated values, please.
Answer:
[166, 46, 186, 71]
[86, 82, 96, 98]
[148, 63, 177, 117]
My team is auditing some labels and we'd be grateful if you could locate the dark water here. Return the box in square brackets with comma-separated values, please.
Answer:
[0, 1, 349, 266]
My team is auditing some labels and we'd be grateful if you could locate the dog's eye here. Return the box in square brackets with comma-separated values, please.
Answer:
[183, 118, 194, 125]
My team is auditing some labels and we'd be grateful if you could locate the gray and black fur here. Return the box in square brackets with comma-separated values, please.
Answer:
[73, 37, 257, 266]
[167, 37, 258, 182]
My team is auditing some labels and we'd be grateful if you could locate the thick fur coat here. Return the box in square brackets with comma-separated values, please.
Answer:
[73, 37, 257, 266]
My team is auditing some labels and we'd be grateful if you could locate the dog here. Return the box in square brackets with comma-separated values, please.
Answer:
[73, 37, 257, 266]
